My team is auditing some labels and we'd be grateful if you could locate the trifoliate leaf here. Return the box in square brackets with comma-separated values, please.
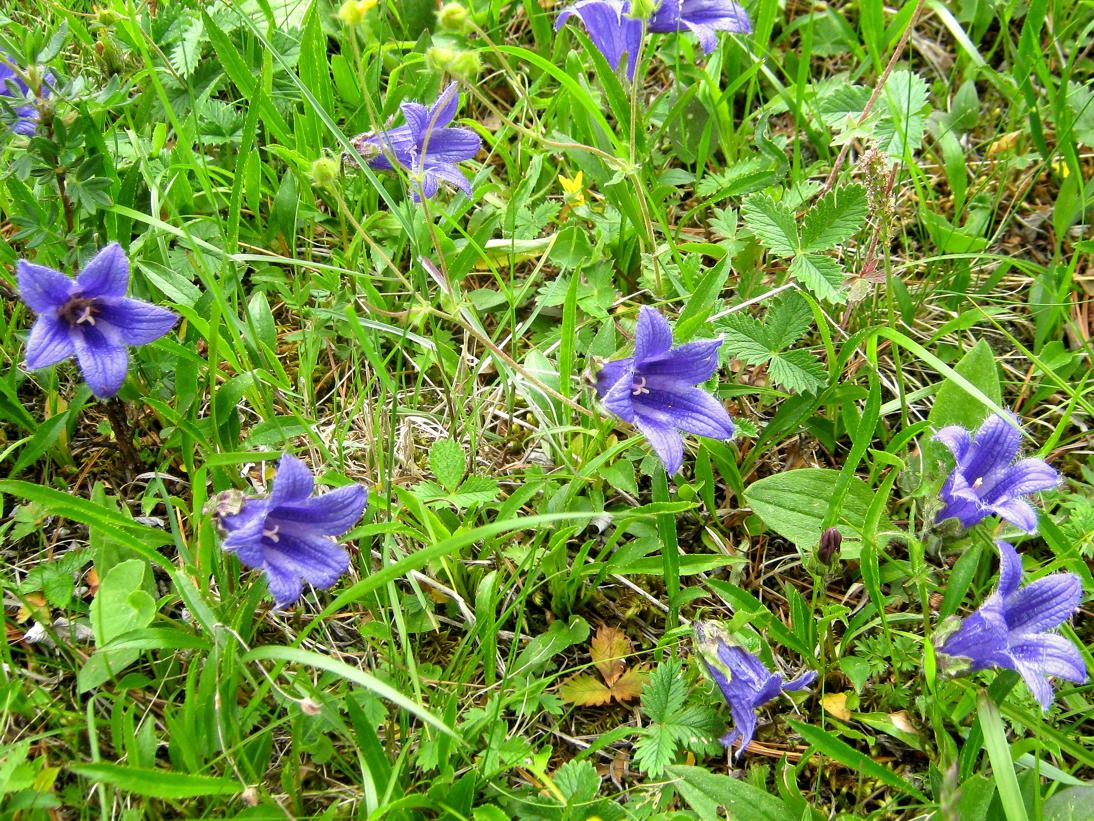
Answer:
[741, 194, 798, 257]
[590, 625, 631, 686]
[610, 667, 649, 702]
[799, 184, 868, 253]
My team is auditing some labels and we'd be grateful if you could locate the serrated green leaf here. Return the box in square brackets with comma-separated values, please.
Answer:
[767, 349, 827, 394]
[800, 185, 868, 253]
[719, 314, 775, 364]
[554, 759, 600, 803]
[449, 475, 500, 508]
[429, 439, 466, 493]
[788, 254, 847, 302]
[875, 69, 930, 157]
[69, 763, 241, 799]
[818, 84, 870, 128]
[765, 291, 814, 349]
[641, 658, 688, 723]
[741, 194, 798, 256]
[634, 723, 679, 777]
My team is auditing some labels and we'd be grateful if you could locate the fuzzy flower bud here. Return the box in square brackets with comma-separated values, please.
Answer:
[310, 156, 340, 190]
[425, 45, 481, 81]
[437, 2, 470, 31]
[337, 0, 378, 27]
[817, 527, 842, 567]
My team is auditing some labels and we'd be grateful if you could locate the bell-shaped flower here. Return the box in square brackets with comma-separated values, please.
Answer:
[694, 621, 816, 758]
[648, 0, 751, 53]
[555, 0, 644, 81]
[351, 82, 481, 200]
[594, 306, 734, 475]
[934, 413, 1060, 533]
[213, 454, 369, 608]
[0, 52, 51, 136]
[936, 541, 1085, 711]
[17, 243, 178, 399]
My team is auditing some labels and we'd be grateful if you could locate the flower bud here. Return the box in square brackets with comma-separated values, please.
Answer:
[627, 0, 657, 19]
[437, 2, 470, 32]
[299, 697, 322, 715]
[425, 45, 481, 81]
[310, 156, 340, 190]
[337, 0, 377, 27]
[817, 527, 842, 566]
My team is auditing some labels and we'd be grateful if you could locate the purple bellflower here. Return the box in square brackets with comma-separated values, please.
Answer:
[594, 306, 734, 475]
[17, 243, 178, 399]
[934, 413, 1060, 533]
[648, 0, 751, 53]
[0, 52, 49, 136]
[694, 621, 816, 758]
[555, 0, 644, 81]
[936, 541, 1085, 711]
[213, 454, 368, 608]
[351, 82, 481, 200]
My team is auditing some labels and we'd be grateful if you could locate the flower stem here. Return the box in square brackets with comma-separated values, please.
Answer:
[103, 398, 143, 474]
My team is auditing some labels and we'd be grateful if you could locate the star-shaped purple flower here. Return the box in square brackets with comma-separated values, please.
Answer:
[555, 0, 644, 81]
[351, 82, 481, 200]
[933, 413, 1060, 533]
[214, 454, 368, 608]
[594, 306, 734, 475]
[0, 51, 47, 136]
[648, 0, 751, 53]
[17, 243, 178, 399]
[937, 541, 1085, 711]
[694, 621, 816, 758]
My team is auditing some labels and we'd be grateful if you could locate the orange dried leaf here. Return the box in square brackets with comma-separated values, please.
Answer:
[821, 692, 851, 721]
[590, 625, 631, 686]
[559, 674, 614, 706]
[17, 593, 48, 624]
[609, 666, 648, 703]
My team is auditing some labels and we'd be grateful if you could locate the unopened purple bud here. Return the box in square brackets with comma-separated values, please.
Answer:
[818, 527, 842, 566]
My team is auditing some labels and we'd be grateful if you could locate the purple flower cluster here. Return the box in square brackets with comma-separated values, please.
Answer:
[555, 0, 751, 79]
[0, 51, 50, 136]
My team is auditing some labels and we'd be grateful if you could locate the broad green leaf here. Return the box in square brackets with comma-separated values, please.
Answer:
[767, 350, 827, 395]
[818, 84, 870, 128]
[926, 339, 1002, 434]
[788, 253, 847, 302]
[69, 763, 240, 799]
[741, 193, 798, 256]
[429, 438, 466, 493]
[744, 468, 889, 550]
[1044, 786, 1094, 821]
[667, 765, 791, 821]
[800, 184, 869, 253]
[79, 560, 157, 693]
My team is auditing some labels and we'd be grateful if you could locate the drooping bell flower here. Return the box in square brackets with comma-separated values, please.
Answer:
[934, 413, 1060, 533]
[213, 454, 369, 608]
[555, 0, 644, 81]
[17, 243, 177, 398]
[648, 0, 751, 53]
[936, 541, 1085, 711]
[594, 306, 734, 475]
[351, 82, 481, 200]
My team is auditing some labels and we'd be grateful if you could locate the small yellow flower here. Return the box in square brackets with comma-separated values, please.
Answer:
[559, 170, 586, 208]
[1050, 159, 1070, 179]
[338, 0, 378, 27]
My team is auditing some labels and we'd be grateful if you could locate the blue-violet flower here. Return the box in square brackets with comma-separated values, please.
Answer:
[594, 306, 734, 475]
[934, 413, 1060, 533]
[937, 540, 1085, 711]
[648, 0, 751, 53]
[694, 621, 816, 758]
[214, 454, 368, 608]
[555, 0, 644, 81]
[0, 51, 50, 136]
[17, 243, 178, 399]
[351, 82, 481, 200]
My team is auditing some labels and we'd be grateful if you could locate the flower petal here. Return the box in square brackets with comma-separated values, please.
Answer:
[270, 454, 316, 506]
[24, 315, 75, 369]
[275, 484, 368, 537]
[634, 306, 673, 364]
[420, 161, 474, 198]
[683, 20, 719, 52]
[960, 413, 1022, 484]
[268, 531, 350, 589]
[399, 102, 431, 140]
[426, 82, 460, 130]
[726, 692, 759, 759]
[1004, 572, 1082, 634]
[72, 325, 129, 398]
[980, 457, 1060, 503]
[640, 337, 722, 385]
[263, 560, 304, 608]
[1012, 658, 1055, 712]
[634, 385, 735, 440]
[988, 498, 1039, 533]
[1009, 634, 1087, 684]
[782, 669, 817, 692]
[358, 124, 417, 171]
[933, 425, 971, 463]
[938, 604, 1011, 670]
[936, 471, 987, 529]
[17, 260, 73, 312]
[76, 243, 130, 299]
[995, 541, 1022, 598]
[595, 357, 634, 398]
[635, 416, 685, 475]
[422, 126, 481, 163]
[600, 371, 638, 423]
[96, 298, 178, 346]
[679, 0, 751, 29]
[556, 0, 643, 80]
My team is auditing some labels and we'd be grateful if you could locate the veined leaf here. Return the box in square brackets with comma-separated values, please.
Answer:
[788, 253, 847, 303]
[800, 184, 869, 253]
[741, 194, 798, 256]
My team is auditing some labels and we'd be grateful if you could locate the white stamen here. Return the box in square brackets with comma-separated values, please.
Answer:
[631, 375, 650, 396]
[76, 306, 96, 326]
[263, 525, 280, 542]
[972, 477, 984, 490]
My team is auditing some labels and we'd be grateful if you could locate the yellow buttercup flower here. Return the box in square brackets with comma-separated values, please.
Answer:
[338, 0, 378, 27]
[559, 170, 586, 208]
